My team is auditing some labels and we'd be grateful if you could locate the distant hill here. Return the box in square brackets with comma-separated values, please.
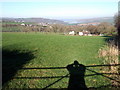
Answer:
[77, 17, 114, 24]
[2, 17, 68, 24]
[63, 17, 114, 24]
[2, 17, 114, 25]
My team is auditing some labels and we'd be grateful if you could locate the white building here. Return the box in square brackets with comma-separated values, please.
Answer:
[69, 31, 75, 35]
[79, 32, 83, 36]
[78, 30, 91, 36]
[21, 23, 25, 26]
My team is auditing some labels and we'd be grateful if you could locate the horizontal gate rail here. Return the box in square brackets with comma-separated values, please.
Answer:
[20, 64, 120, 69]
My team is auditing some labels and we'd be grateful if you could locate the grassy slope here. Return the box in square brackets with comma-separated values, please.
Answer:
[2, 32, 111, 89]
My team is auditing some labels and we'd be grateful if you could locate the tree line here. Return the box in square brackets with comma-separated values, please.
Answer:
[2, 22, 117, 36]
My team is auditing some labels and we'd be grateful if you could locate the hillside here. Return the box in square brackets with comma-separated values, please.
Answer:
[63, 17, 114, 24]
[2, 17, 114, 25]
[2, 17, 68, 24]
[77, 17, 114, 24]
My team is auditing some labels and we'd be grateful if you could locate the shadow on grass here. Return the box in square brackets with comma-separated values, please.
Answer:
[101, 35, 118, 46]
[2, 49, 35, 86]
[8, 85, 120, 90]
[12, 61, 120, 90]
[2, 56, 120, 90]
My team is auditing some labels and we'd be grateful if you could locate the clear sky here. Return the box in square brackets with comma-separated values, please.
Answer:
[1, 0, 119, 19]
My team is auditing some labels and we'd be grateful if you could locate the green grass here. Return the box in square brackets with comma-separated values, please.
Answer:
[2, 32, 112, 89]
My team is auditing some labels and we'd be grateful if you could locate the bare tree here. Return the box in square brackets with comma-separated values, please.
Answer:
[114, 12, 120, 52]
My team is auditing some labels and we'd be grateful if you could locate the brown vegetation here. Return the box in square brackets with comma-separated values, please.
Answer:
[98, 40, 119, 86]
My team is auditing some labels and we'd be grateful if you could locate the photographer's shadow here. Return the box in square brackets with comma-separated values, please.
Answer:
[67, 60, 88, 90]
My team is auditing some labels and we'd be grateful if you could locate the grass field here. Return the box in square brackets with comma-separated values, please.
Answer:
[2, 32, 113, 89]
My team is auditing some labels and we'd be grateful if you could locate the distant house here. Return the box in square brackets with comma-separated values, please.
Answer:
[21, 23, 25, 26]
[79, 32, 84, 36]
[82, 30, 90, 36]
[39, 23, 48, 27]
[78, 30, 91, 36]
[69, 31, 75, 35]
[68, 30, 92, 36]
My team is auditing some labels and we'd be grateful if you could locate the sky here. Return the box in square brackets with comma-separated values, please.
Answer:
[1, 0, 119, 20]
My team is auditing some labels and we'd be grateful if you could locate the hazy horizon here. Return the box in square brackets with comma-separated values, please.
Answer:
[1, 0, 118, 20]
